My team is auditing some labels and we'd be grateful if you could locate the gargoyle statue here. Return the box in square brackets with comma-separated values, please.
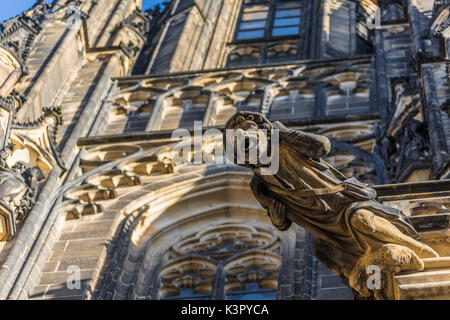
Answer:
[224, 111, 439, 300]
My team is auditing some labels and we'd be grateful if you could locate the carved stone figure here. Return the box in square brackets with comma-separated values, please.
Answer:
[0, 159, 43, 226]
[402, 116, 430, 163]
[224, 111, 439, 299]
[0, 163, 29, 207]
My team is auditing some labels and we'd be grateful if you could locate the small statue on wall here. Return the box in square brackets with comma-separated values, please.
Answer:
[0, 144, 44, 240]
[1, 161, 43, 222]
[224, 111, 439, 300]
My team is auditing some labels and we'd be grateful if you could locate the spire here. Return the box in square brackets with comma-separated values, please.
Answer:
[0, 0, 51, 62]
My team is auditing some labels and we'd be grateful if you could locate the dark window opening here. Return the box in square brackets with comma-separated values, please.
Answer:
[163, 288, 212, 300]
[355, 4, 375, 54]
[235, 0, 302, 41]
[226, 282, 277, 300]
[236, 2, 269, 40]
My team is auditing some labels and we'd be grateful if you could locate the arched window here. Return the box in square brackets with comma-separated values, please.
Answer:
[224, 251, 281, 300]
[156, 221, 282, 300]
[159, 257, 217, 300]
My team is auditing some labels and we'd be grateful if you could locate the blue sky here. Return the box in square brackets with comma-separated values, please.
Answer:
[0, 0, 164, 24]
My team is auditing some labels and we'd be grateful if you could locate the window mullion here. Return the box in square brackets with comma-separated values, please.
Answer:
[233, 0, 246, 41]
[265, 0, 278, 40]
[211, 264, 226, 300]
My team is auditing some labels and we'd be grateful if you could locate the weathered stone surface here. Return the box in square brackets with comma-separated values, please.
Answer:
[0, 0, 448, 301]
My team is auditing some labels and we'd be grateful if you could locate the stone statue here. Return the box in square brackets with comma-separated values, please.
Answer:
[224, 111, 439, 299]
[0, 160, 43, 223]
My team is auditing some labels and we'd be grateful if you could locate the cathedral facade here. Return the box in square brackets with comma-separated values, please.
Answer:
[0, 0, 448, 300]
